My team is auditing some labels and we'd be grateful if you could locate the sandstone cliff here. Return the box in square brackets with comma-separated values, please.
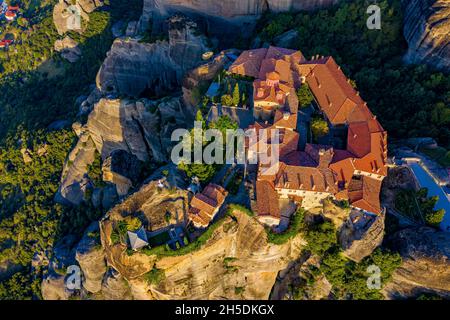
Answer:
[141, 0, 339, 45]
[383, 226, 450, 299]
[46, 178, 306, 300]
[56, 95, 191, 205]
[96, 15, 210, 98]
[99, 209, 304, 299]
[402, 0, 450, 71]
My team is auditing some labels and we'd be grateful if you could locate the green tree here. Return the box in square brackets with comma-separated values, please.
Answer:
[221, 94, 234, 106]
[297, 83, 314, 107]
[178, 162, 217, 183]
[311, 117, 329, 141]
[232, 83, 240, 106]
[305, 221, 336, 255]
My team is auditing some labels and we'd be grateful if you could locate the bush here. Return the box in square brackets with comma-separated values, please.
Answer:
[266, 208, 305, 245]
[144, 266, 165, 286]
[227, 204, 254, 217]
[297, 83, 314, 107]
[310, 117, 329, 141]
[305, 221, 337, 255]
[221, 94, 234, 106]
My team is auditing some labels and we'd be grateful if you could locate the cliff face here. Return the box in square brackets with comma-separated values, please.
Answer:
[141, 0, 339, 45]
[402, 0, 450, 71]
[384, 226, 450, 299]
[96, 16, 210, 98]
[56, 95, 191, 205]
[143, 0, 338, 19]
[96, 180, 305, 300]
[46, 178, 305, 300]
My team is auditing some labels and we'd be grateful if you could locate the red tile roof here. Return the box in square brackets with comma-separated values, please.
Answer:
[188, 183, 228, 228]
[231, 48, 388, 219]
[348, 176, 383, 213]
[256, 180, 280, 218]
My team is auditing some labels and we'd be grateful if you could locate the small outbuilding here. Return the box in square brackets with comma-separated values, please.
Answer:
[127, 226, 149, 250]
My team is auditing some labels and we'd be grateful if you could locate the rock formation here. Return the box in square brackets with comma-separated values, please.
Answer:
[46, 177, 306, 299]
[99, 204, 304, 299]
[339, 210, 385, 263]
[75, 222, 107, 294]
[54, 36, 82, 63]
[96, 15, 210, 98]
[53, 0, 102, 35]
[271, 253, 332, 300]
[402, 0, 450, 71]
[56, 132, 98, 205]
[384, 226, 450, 299]
[140, 0, 339, 45]
[56, 95, 190, 205]
[102, 150, 143, 197]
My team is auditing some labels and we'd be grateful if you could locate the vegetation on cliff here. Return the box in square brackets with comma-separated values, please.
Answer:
[395, 188, 445, 227]
[0, 3, 119, 298]
[295, 219, 402, 300]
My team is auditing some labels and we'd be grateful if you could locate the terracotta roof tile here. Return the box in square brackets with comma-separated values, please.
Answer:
[188, 183, 228, 227]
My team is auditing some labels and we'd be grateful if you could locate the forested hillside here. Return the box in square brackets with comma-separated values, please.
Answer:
[0, 0, 142, 299]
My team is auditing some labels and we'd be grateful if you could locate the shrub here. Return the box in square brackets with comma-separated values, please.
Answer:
[234, 286, 245, 295]
[305, 221, 337, 255]
[144, 266, 165, 286]
[221, 94, 234, 106]
[227, 204, 254, 217]
[297, 83, 314, 107]
[266, 208, 305, 245]
[310, 117, 329, 141]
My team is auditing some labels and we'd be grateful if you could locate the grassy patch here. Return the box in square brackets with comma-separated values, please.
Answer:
[227, 204, 254, 217]
[142, 218, 227, 257]
[223, 257, 239, 273]
[148, 231, 171, 247]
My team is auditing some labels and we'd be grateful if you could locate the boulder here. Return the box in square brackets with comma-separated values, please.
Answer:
[339, 210, 385, 262]
[55, 37, 83, 63]
[20, 148, 33, 164]
[54, 36, 79, 52]
[53, 0, 90, 35]
[402, 0, 450, 71]
[75, 222, 107, 293]
[41, 274, 72, 300]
